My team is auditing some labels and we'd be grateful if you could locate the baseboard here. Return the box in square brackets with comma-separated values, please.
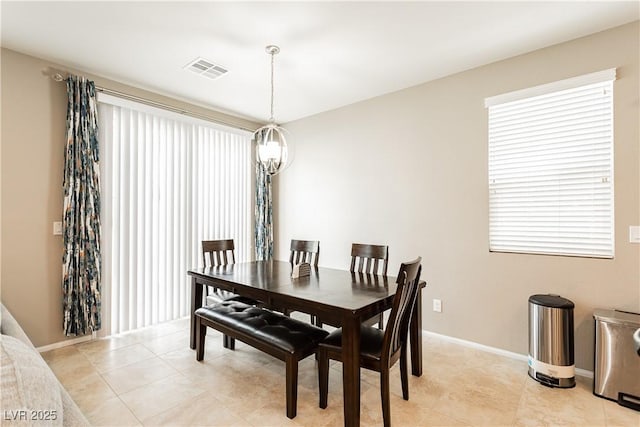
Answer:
[36, 331, 96, 353]
[423, 329, 594, 379]
[573, 367, 593, 379]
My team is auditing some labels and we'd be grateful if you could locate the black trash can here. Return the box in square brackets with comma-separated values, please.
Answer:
[528, 294, 575, 388]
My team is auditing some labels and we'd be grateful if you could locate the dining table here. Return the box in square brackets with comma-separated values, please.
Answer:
[188, 260, 425, 427]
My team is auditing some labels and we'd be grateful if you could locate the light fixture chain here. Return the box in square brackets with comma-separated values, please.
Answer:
[269, 50, 275, 123]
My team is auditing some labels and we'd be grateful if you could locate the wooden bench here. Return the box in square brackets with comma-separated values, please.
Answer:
[195, 300, 329, 419]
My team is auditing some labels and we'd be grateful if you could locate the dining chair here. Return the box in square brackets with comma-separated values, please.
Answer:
[202, 239, 236, 305]
[316, 243, 389, 328]
[283, 240, 320, 321]
[289, 239, 320, 267]
[351, 243, 389, 275]
[317, 257, 422, 427]
[202, 239, 254, 348]
[352, 243, 389, 328]
[202, 239, 258, 304]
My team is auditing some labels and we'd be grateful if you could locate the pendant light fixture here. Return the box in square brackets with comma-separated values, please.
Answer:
[254, 45, 289, 176]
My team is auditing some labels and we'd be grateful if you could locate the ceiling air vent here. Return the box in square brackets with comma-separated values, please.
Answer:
[184, 57, 228, 80]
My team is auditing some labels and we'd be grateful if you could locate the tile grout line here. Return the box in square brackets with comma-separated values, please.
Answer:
[119, 370, 195, 426]
[81, 342, 142, 425]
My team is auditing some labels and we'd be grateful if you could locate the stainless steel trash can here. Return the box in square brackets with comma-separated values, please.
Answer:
[528, 294, 575, 388]
[593, 309, 640, 411]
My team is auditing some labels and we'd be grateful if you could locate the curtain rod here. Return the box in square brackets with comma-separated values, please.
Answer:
[50, 71, 256, 133]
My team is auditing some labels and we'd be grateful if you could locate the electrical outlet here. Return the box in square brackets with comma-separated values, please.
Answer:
[433, 299, 442, 313]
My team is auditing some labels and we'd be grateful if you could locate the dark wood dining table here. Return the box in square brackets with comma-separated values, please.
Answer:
[188, 260, 425, 427]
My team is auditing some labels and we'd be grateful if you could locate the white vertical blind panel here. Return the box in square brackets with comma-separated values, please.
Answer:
[99, 103, 252, 334]
[488, 80, 614, 258]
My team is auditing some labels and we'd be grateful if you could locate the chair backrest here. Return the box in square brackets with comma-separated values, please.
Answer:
[350, 243, 389, 275]
[381, 257, 422, 367]
[202, 239, 236, 268]
[289, 239, 320, 267]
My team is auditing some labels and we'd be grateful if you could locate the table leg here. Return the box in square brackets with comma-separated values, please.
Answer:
[342, 316, 361, 427]
[190, 277, 203, 349]
[410, 287, 423, 376]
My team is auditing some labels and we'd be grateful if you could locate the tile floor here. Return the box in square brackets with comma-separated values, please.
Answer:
[42, 317, 639, 426]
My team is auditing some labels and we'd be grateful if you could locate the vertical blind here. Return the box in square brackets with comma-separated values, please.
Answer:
[99, 96, 252, 335]
[486, 69, 615, 258]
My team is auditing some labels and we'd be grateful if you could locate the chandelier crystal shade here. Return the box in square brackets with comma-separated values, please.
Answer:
[254, 45, 290, 176]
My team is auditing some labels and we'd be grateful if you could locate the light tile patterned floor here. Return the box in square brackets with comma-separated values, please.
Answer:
[41, 317, 640, 426]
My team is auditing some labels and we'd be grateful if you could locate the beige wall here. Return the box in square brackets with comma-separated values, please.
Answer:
[275, 22, 640, 370]
[0, 48, 258, 347]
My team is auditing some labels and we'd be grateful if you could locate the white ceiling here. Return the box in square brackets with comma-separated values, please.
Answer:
[1, 1, 638, 123]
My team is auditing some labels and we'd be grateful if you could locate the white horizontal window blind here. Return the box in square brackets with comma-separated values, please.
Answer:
[98, 96, 252, 335]
[486, 70, 615, 258]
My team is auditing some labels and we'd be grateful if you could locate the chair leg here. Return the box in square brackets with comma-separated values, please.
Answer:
[285, 357, 298, 419]
[318, 349, 329, 409]
[196, 319, 206, 361]
[380, 369, 391, 427]
[223, 335, 236, 350]
[400, 344, 409, 400]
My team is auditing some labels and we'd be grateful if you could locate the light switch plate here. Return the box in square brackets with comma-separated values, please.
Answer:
[53, 221, 63, 235]
[630, 226, 640, 243]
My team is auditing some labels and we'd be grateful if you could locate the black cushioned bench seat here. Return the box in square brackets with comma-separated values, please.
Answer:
[195, 300, 329, 419]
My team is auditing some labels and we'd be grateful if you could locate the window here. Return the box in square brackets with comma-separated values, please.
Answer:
[485, 69, 615, 258]
[98, 94, 253, 334]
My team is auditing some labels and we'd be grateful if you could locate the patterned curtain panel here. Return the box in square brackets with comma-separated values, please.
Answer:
[255, 163, 273, 261]
[62, 75, 102, 336]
